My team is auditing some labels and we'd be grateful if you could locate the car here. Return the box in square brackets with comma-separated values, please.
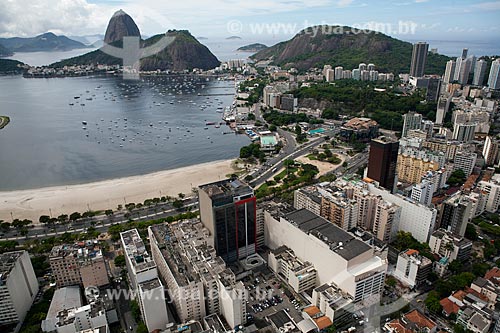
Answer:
[129, 326, 133, 331]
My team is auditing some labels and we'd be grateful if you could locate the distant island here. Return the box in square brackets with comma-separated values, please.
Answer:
[237, 43, 268, 52]
[197, 37, 208, 40]
[0, 116, 10, 130]
[226, 36, 242, 40]
[0, 32, 89, 53]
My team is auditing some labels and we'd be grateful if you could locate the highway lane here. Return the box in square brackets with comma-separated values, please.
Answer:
[2, 200, 198, 242]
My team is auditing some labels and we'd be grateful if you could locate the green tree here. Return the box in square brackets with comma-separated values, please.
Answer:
[57, 214, 68, 224]
[447, 169, 466, 186]
[39, 215, 50, 224]
[69, 212, 81, 222]
[136, 322, 148, 333]
[114, 255, 126, 267]
[0, 222, 10, 232]
[130, 300, 141, 322]
[465, 223, 478, 241]
[425, 291, 442, 314]
[173, 199, 184, 210]
[0, 240, 18, 253]
[449, 260, 463, 274]
[295, 125, 302, 135]
[472, 262, 491, 277]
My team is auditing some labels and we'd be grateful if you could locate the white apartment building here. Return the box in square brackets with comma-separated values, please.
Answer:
[393, 249, 432, 288]
[148, 220, 247, 326]
[454, 151, 477, 177]
[293, 187, 322, 216]
[411, 180, 435, 206]
[268, 246, 317, 293]
[483, 136, 499, 166]
[428, 229, 472, 262]
[453, 122, 477, 143]
[120, 229, 169, 332]
[218, 279, 246, 329]
[42, 287, 117, 333]
[402, 112, 423, 138]
[372, 201, 401, 243]
[363, 181, 437, 243]
[311, 283, 353, 326]
[478, 175, 500, 213]
[0, 251, 39, 328]
[264, 208, 387, 303]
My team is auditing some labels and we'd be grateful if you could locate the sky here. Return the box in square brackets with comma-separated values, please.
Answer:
[0, 0, 499, 45]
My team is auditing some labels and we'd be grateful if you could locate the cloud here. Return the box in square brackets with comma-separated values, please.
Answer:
[0, 0, 335, 37]
[471, 1, 500, 11]
[336, 0, 354, 7]
[0, 0, 114, 37]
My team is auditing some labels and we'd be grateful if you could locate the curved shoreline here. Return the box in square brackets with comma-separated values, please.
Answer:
[0, 159, 236, 221]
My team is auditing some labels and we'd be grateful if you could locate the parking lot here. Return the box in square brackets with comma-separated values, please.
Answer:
[243, 275, 305, 324]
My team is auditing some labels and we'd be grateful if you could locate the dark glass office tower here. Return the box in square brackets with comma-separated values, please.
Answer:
[367, 136, 399, 192]
[199, 178, 256, 263]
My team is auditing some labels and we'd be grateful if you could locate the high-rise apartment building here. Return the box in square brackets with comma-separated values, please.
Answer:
[148, 221, 247, 326]
[477, 175, 500, 213]
[410, 42, 429, 77]
[396, 154, 440, 184]
[483, 136, 499, 166]
[456, 57, 473, 85]
[367, 136, 399, 192]
[334, 66, 344, 80]
[120, 229, 169, 332]
[488, 59, 500, 89]
[293, 187, 322, 216]
[402, 111, 423, 137]
[320, 194, 358, 231]
[362, 181, 437, 243]
[461, 48, 469, 59]
[473, 59, 488, 86]
[435, 95, 451, 125]
[453, 151, 477, 176]
[372, 201, 401, 243]
[411, 180, 435, 206]
[452, 122, 477, 143]
[439, 194, 472, 237]
[199, 178, 256, 263]
[0, 251, 39, 328]
[443, 60, 456, 84]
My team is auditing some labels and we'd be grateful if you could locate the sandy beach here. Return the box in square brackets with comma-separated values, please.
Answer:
[0, 159, 236, 222]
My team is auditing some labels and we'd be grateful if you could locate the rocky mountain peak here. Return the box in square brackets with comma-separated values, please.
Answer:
[104, 9, 141, 44]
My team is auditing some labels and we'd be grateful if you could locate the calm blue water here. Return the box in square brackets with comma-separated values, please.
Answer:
[0, 75, 249, 190]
